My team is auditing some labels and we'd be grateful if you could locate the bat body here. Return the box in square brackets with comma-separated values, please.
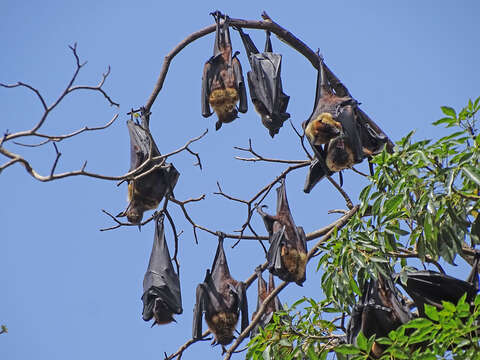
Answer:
[141, 214, 182, 326]
[397, 257, 479, 317]
[118, 117, 179, 224]
[303, 55, 388, 193]
[258, 178, 307, 285]
[201, 12, 247, 130]
[251, 268, 282, 337]
[237, 28, 290, 137]
[193, 236, 249, 346]
[347, 276, 412, 358]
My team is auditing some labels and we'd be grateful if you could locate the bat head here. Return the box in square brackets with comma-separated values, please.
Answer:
[141, 289, 176, 325]
[305, 112, 342, 146]
[326, 135, 354, 171]
[125, 201, 146, 224]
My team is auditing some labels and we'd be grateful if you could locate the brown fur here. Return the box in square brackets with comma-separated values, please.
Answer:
[209, 88, 240, 125]
[206, 311, 239, 345]
[326, 137, 354, 171]
[305, 112, 342, 145]
[126, 182, 161, 223]
[281, 246, 307, 284]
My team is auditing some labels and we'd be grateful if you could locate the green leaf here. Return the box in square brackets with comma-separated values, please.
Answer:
[442, 300, 456, 313]
[462, 166, 480, 186]
[402, 317, 433, 329]
[349, 277, 362, 296]
[441, 106, 456, 118]
[356, 331, 368, 351]
[383, 194, 404, 216]
[424, 304, 439, 321]
[334, 344, 361, 355]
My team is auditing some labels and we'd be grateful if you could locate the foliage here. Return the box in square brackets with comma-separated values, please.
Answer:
[247, 97, 480, 359]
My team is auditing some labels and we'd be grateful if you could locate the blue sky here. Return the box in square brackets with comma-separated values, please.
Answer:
[1, 1, 479, 359]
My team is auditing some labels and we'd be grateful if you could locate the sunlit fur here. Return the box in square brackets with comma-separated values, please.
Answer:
[371, 342, 384, 359]
[326, 137, 354, 171]
[206, 311, 239, 345]
[305, 112, 342, 145]
[126, 182, 160, 223]
[281, 246, 307, 284]
[209, 88, 239, 127]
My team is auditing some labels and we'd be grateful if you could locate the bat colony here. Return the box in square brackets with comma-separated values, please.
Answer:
[113, 10, 478, 356]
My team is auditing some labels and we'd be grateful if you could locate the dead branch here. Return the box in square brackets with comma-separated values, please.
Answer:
[234, 139, 307, 165]
[222, 206, 359, 359]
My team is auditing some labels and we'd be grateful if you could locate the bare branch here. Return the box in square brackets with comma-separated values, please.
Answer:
[326, 175, 354, 209]
[223, 206, 360, 359]
[289, 119, 312, 160]
[13, 114, 119, 147]
[234, 139, 307, 165]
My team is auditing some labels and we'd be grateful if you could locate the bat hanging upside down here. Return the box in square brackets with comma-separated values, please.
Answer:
[201, 11, 247, 130]
[141, 213, 182, 326]
[193, 235, 249, 346]
[258, 178, 308, 286]
[303, 54, 388, 193]
[250, 267, 282, 338]
[236, 27, 290, 137]
[347, 275, 413, 358]
[117, 110, 179, 224]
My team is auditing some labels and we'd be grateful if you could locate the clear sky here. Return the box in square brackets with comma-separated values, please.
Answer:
[1, 1, 479, 359]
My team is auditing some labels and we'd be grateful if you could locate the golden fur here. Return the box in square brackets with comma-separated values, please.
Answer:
[209, 88, 239, 123]
[281, 246, 307, 284]
[305, 112, 342, 145]
[206, 311, 239, 345]
[326, 138, 354, 171]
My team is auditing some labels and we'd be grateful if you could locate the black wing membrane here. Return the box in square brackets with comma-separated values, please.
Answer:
[118, 114, 180, 224]
[258, 178, 307, 285]
[237, 28, 290, 137]
[347, 276, 413, 358]
[303, 54, 389, 193]
[192, 235, 249, 346]
[142, 214, 182, 325]
[396, 257, 479, 317]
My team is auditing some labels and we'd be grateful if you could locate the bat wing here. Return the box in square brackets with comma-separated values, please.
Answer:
[142, 214, 182, 323]
[237, 281, 249, 334]
[336, 105, 365, 164]
[126, 119, 161, 172]
[355, 109, 388, 156]
[201, 61, 214, 118]
[192, 282, 207, 339]
[347, 277, 412, 351]
[232, 57, 248, 114]
[210, 235, 233, 285]
[266, 226, 286, 274]
[398, 271, 478, 315]
[303, 155, 332, 193]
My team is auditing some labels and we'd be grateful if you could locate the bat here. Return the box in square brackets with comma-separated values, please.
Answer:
[117, 114, 180, 224]
[396, 256, 480, 317]
[141, 213, 182, 326]
[201, 11, 247, 131]
[303, 54, 388, 193]
[251, 267, 282, 337]
[193, 235, 249, 346]
[236, 28, 290, 137]
[347, 275, 413, 358]
[257, 178, 308, 286]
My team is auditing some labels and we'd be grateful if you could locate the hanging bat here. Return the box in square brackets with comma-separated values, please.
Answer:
[141, 213, 182, 326]
[251, 267, 282, 338]
[201, 11, 247, 131]
[193, 235, 249, 346]
[303, 55, 388, 193]
[117, 113, 180, 224]
[236, 28, 290, 137]
[347, 275, 413, 358]
[258, 178, 307, 286]
[396, 256, 479, 317]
